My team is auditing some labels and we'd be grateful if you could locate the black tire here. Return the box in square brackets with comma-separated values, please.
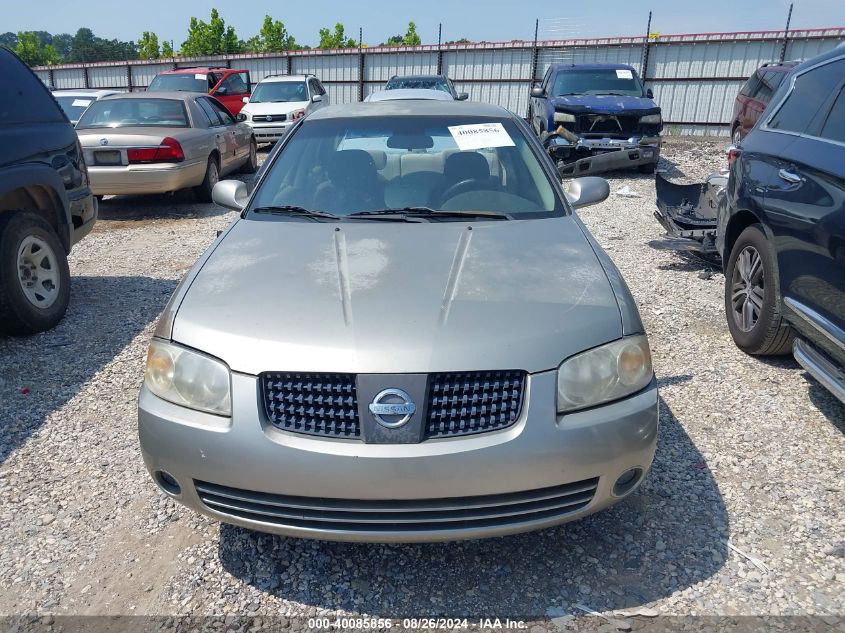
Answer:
[0, 211, 71, 335]
[241, 139, 258, 174]
[195, 155, 220, 203]
[724, 223, 793, 355]
[731, 125, 742, 146]
[637, 162, 657, 174]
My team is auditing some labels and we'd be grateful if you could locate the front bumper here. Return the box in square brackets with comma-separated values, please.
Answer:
[138, 371, 659, 542]
[87, 160, 206, 196]
[246, 122, 289, 143]
[547, 136, 661, 177]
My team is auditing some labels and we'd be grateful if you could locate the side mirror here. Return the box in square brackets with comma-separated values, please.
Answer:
[212, 180, 249, 211]
[311, 94, 323, 103]
[646, 88, 654, 99]
[242, 96, 249, 104]
[565, 177, 610, 210]
[531, 86, 545, 98]
[457, 92, 469, 101]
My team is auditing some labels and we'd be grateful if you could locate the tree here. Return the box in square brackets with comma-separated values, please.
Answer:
[64, 27, 137, 63]
[247, 15, 297, 52]
[381, 22, 421, 47]
[318, 23, 357, 49]
[0, 32, 18, 49]
[14, 31, 59, 66]
[51, 33, 73, 58]
[138, 31, 160, 59]
[161, 40, 174, 57]
[445, 38, 471, 45]
[181, 8, 241, 56]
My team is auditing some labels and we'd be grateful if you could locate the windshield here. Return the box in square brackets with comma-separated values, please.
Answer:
[552, 69, 644, 97]
[77, 98, 189, 128]
[249, 81, 308, 103]
[148, 74, 208, 93]
[248, 116, 563, 220]
[54, 95, 96, 123]
[386, 77, 450, 93]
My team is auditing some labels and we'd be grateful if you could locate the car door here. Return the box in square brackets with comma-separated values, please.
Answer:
[759, 58, 845, 353]
[207, 96, 250, 170]
[212, 72, 250, 115]
[530, 67, 553, 134]
[196, 97, 234, 171]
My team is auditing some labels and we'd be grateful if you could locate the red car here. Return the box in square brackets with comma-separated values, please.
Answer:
[147, 67, 251, 115]
[730, 61, 797, 144]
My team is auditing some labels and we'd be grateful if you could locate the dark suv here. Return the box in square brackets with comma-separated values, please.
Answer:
[717, 47, 845, 404]
[730, 61, 798, 144]
[0, 47, 96, 335]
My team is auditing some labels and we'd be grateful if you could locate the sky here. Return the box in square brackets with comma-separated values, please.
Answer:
[6, 0, 845, 47]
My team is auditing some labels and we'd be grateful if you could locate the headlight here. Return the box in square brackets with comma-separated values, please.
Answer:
[145, 340, 231, 416]
[639, 113, 662, 125]
[237, 113, 250, 122]
[290, 108, 306, 121]
[554, 112, 576, 123]
[557, 335, 653, 413]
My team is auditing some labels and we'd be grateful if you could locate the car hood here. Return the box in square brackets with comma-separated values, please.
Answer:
[172, 217, 624, 375]
[243, 101, 309, 116]
[551, 95, 660, 115]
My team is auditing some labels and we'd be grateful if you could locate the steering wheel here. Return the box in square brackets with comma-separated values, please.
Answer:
[440, 178, 493, 204]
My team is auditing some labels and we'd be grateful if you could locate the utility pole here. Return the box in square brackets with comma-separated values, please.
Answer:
[530, 18, 540, 84]
[641, 11, 653, 80]
[779, 3, 793, 62]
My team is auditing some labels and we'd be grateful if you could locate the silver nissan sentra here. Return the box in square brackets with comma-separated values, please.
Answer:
[138, 100, 658, 542]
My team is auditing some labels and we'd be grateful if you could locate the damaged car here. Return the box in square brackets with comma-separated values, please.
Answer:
[528, 63, 662, 176]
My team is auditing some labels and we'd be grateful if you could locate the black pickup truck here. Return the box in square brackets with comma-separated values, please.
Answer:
[0, 47, 97, 335]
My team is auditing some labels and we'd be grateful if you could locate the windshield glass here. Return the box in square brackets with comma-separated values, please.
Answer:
[249, 81, 308, 103]
[54, 95, 96, 123]
[386, 77, 450, 93]
[248, 116, 563, 220]
[148, 74, 208, 92]
[552, 69, 644, 97]
[77, 98, 189, 128]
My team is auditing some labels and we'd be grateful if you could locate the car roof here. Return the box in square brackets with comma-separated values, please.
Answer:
[365, 89, 454, 102]
[159, 67, 246, 74]
[52, 89, 121, 97]
[98, 91, 200, 102]
[548, 63, 636, 72]
[257, 74, 310, 83]
[790, 47, 845, 75]
[308, 100, 511, 120]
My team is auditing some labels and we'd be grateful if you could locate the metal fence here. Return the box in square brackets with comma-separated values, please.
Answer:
[34, 27, 845, 135]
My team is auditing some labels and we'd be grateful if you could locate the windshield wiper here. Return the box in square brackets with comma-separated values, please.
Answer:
[349, 207, 512, 221]
[250, 205, 339, 221]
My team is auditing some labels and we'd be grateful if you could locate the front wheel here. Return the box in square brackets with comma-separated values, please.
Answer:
[195, 156, 220, 203]
[731, 126, 742, 146]
[241, 139, 258, 174]
[724, 224, 793, 355]
[0, 211, 71, 335]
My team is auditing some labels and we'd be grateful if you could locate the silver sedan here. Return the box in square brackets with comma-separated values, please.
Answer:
[76, 92, 257, 200]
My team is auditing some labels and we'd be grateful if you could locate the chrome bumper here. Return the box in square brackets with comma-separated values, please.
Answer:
[87, 160, 206, 196]
[138, 371, 658, 542]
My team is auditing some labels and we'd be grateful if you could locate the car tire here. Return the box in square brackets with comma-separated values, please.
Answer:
[195, 155, 220, 203]
[0, 211, 71, 335]
[724, 223, 793, 355]
[241, 139, 258, 174]
[731, 125, 742, 145]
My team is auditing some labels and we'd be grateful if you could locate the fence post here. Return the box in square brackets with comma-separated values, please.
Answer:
[127, 62, 133, 91]
[286, 53, 292, 75]
[779, 3, 794, 62]
[358, 28, 365, 102]
[47, 67, 54, 88]
[641, 11, 653, 80]
[82, 65, 89, 89]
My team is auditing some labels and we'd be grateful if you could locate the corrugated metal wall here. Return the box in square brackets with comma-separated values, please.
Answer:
[35, 29, 845, 135]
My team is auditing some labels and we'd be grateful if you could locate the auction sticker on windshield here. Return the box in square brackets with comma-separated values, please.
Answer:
[72, 99, 92, 107]
[448, 123, 515, 151]
[616, 69, 633, 79]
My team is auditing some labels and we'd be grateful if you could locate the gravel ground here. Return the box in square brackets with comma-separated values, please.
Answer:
[0, 138, 843, 631]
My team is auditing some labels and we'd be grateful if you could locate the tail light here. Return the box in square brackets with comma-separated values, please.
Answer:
[128, 137, 185, 164]
[290, 108, 306, 121]
[727, 145, 742, 167]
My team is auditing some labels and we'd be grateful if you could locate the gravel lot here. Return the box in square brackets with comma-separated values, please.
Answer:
[0, 138, 843, 630]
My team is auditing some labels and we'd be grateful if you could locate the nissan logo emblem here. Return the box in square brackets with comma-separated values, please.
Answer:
[368, 388, 416, 428]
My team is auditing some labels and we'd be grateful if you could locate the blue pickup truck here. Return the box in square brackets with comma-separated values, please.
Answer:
[528, 63, 663, 176]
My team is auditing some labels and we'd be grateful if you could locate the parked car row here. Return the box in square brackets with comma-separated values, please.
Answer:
[652, 46, 845, 406]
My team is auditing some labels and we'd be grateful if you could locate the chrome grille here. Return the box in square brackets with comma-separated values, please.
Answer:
[426, 370, 526, 438]
[194, 477, 598, 533]
[254, 113, 287, 122]
[260, 372, 360, 438]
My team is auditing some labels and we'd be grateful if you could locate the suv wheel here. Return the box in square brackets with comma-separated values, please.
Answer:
[724, 224, 793, 355]
[0, 211, 71, 335]
[196, 156, 219, 203]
